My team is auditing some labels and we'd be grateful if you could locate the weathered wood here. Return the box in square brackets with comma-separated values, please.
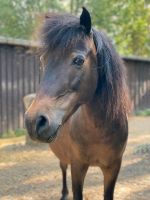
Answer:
[23, 93, 36, 145]
[23, 94, 36, 109]
[0, 43, 40, 136]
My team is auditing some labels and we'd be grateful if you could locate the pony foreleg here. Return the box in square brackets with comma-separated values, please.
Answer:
[71, 162, 89, 200]
[101, 159, 122, 200]
[60, 161, 69, 200]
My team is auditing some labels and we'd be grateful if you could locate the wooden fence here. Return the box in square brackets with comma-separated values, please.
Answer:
[0, 38, 40, 136]
[124, 57, 150, 112]
[0, 38, 150, 136]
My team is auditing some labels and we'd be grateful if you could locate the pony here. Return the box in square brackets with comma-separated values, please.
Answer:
[25, 7, 130, 200]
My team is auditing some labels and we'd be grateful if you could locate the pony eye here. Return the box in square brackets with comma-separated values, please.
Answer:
[72, 55, 85, 67]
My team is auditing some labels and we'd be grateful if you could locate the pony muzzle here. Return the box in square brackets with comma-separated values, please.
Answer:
[25, 109, 65, 143]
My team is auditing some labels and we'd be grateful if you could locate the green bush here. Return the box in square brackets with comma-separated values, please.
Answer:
[135, 108, 150, 116]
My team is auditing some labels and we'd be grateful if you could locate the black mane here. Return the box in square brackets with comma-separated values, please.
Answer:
[41, 13, 88, 55]
[93, 29, 130, 121]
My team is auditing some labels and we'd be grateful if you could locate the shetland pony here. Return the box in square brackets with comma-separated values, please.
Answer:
[25, 7, 129, 200]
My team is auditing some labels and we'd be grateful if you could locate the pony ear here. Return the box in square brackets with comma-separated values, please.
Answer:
[80, 7, 91, 34]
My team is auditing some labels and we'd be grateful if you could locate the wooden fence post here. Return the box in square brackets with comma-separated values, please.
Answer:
[23, 93, 37, 145]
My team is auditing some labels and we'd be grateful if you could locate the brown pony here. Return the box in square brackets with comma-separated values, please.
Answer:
[25, 7, 130, 200]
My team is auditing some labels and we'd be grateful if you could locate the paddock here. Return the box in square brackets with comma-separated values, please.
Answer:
[0, 117, 150, 200]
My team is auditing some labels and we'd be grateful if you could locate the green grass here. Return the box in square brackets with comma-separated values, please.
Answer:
[1, 128, 27, 138]
[135, 108, 150, 116]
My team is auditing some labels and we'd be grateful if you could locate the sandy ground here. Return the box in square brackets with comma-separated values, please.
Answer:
[0, 117, 150, 200]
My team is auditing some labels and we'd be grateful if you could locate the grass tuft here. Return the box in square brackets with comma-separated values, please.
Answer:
[1, 129, 26, 138]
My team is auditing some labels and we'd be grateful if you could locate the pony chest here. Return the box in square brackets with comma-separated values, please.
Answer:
[70, 130, 117, 166]
[70, 127, 123, 166]
[78, 142, 117, 166]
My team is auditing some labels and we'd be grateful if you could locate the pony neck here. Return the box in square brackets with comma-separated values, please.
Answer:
[81, 97, 104, 128]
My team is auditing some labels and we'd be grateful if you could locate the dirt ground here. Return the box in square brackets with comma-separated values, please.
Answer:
[0, 117, 150, 200]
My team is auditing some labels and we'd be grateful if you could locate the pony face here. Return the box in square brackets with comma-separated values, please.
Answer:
[25, 8, 98, 143]
[25, 8, 129, 143]
[39, 36, 97, 103]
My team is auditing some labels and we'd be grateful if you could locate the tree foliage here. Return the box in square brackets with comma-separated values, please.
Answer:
[0, 0, 149, 57]
[0, 0, 64, 39]
[88, 0, 150, 57]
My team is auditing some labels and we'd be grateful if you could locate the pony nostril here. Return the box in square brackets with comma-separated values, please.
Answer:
[37, 116, 47, 127]
[36, 115, 50, 136]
